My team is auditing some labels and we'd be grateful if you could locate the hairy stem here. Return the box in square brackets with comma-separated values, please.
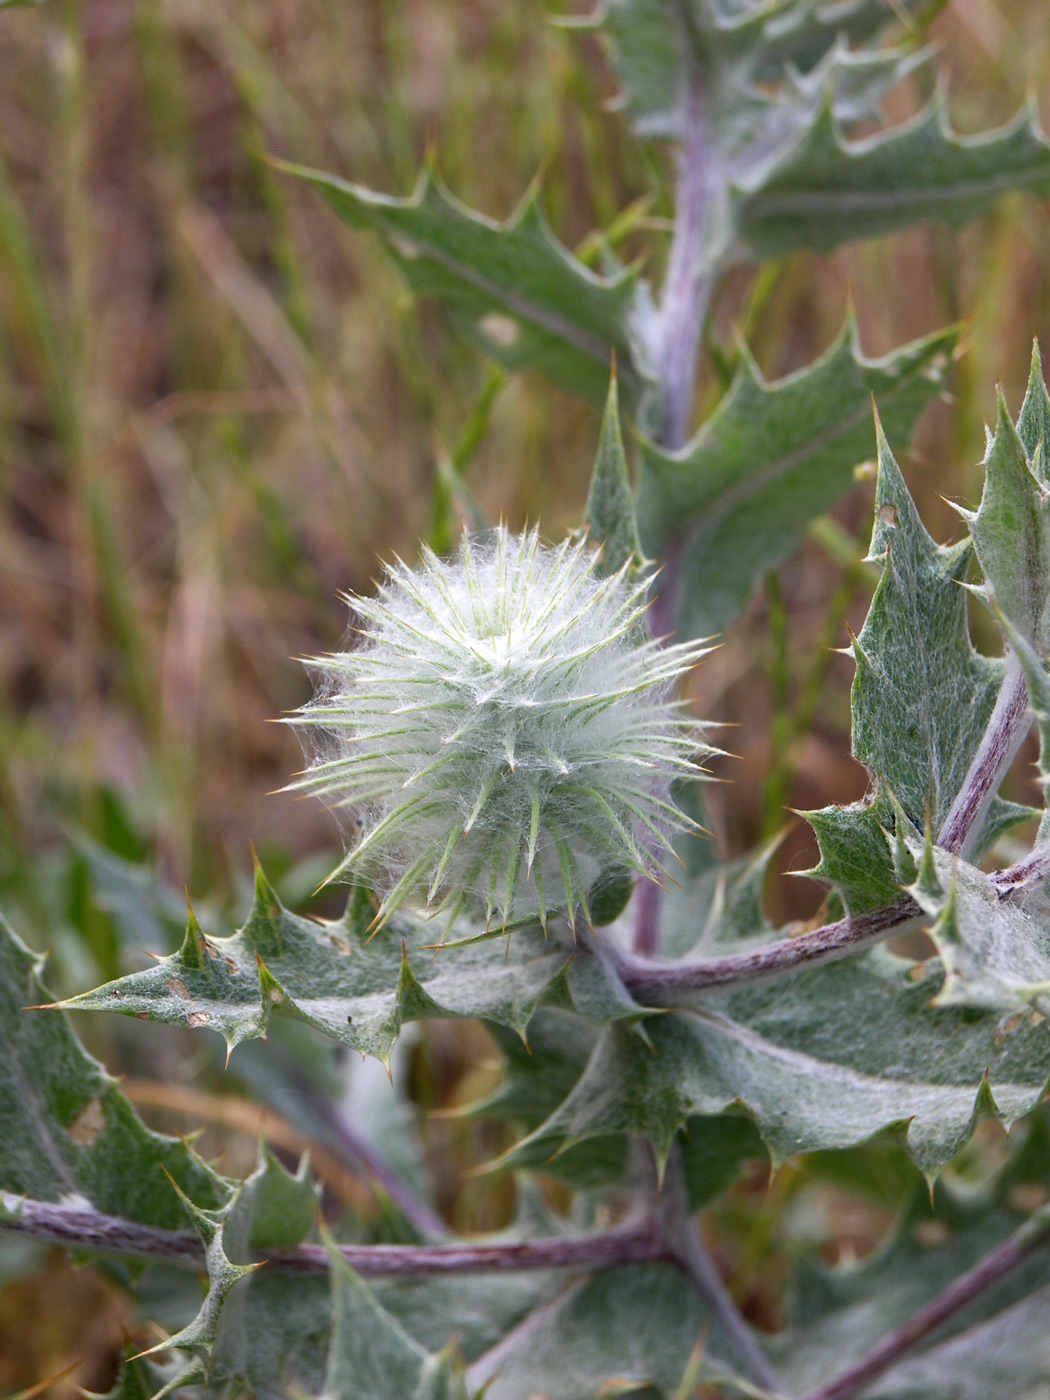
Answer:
[937, 650, 1030, 858]
[653, 1146, 782, 1393]
[799, 1205, 1050, 1400]
[991, 839, 1050, 896]
[0, 1192, 666, 1276]
[633, 56, 712, 960]
[656, 71, 712, 453]
[615, 898, 922, 999]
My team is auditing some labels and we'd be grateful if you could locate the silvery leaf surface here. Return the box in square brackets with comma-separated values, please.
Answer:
[771, 1190, 1050, 1399]
[502, 950, 1050, 1179]
[635, 319, 953, 644]
[0, 914, 228, 1231]
[905, 836, 1050, 1018]
[590, 0, 934, 146]
[60, 866, 646, 1066]
[804, 419, 1011, 915]
[968, 347, 1050, 647]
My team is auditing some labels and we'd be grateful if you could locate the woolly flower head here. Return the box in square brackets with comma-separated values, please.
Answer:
[291, 527, 709, 932]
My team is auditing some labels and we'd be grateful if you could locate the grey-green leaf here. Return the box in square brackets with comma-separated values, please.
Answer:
[276, 158, 655, 412]
[968, 391, 1050, 646]
[733, 100, 1050, 262]
[470, 1262, 723, 1399]
[511, 950, 1050, 1178]
[803, 416, 1042, 915]
[61, 866, 642, 1066]
[584, 369, 645, 580]
[773, 1193, 1050, 1398]
[916, 850, 1050, 1018]
[322, 1249, 433, 1400]
[0, 915, 228, 1231]
[1018, 340, 1050, 471]
[590, 0, 932, 145]
[635, 320, 954, 642]
[850, 420, 1002, 833]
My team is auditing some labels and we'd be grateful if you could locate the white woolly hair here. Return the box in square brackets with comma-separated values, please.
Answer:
[289, 527, 710, 933]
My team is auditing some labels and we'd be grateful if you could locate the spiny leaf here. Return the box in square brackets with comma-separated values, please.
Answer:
[733, 97, 1050, 262]
[475, 1012, 764, 1204]
[584, 369, 645, 581]
[222, 1144, 318, 1255]
[804, 418, 1012, 915]
[968, 383, 1050, 647]
[150, 1183, 262, 1359]
[321, 1247, 432, 1400]
[589, 0, 934, 146]
[275, 157, 656, 412]
[803, 792, 905, 916]
[465, 1011, 632, 1192]
[154, 1152, 320, 1379]
[903, 839, 1050, 1019]
[852, 420, 1001, 831]
[470, 1262, 730, 1400]
[60, 865, 644, 1066]
[771, 1190, 1050, 1397]
[635, 319, 954, 643]
[0, 915, 228, 1230]
[1018, 340, 1050, 469]
[506, 950, 1050, 1179]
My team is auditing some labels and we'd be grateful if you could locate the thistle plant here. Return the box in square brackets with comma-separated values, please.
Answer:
[290, 527, 709, 932]
[9, 3, 1050, 1400]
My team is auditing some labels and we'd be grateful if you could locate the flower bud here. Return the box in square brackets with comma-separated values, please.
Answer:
[290, 528, 708, 933]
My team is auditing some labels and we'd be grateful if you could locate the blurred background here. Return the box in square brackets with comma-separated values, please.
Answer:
[2, 0, 1050, 1391]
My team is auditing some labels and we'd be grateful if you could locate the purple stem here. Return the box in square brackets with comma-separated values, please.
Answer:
[937, 651, 1031, 859]
[632, 71, 710, 961]
[652, 1145, 782, 1392]
[656, 78, 712, 453]
[799, 1206, 1050, 1400]
[616, 898, 922, 999]
[0, 1192, 666, 1277]
[991, 839, 1050, 897]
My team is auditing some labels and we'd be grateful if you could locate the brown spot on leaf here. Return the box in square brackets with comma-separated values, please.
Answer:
[479, 312, 519, 347]
[68, 1098, 105, 1148]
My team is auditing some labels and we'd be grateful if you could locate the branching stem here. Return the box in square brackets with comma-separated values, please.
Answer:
[615, 898, 922, 999]
[992, 838, 1050, 896]
[0, 1192, 666, 1276]
[652, 1145, 782, 1393]
[798, 1205, 1050, 1400]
